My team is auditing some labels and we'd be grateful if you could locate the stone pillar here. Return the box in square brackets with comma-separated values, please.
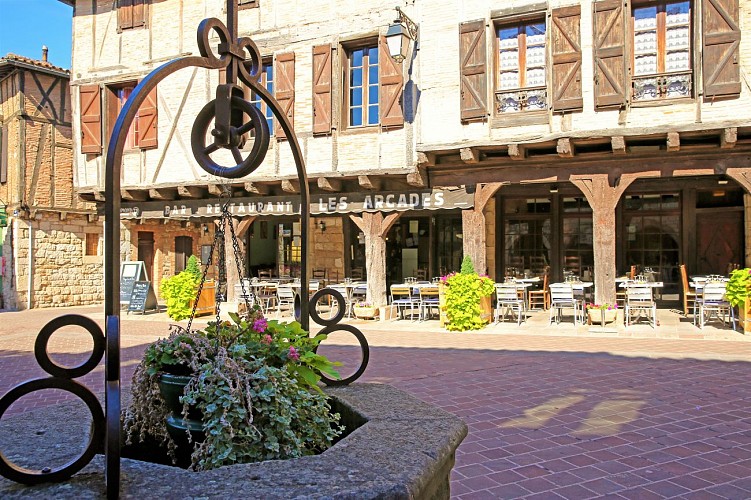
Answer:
[571, 174, 637, 304]
[462, 183, 503, 274]
[349, 212, 401, 307]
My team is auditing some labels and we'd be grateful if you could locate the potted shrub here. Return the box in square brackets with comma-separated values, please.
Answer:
[352, 301, 378, 320]
[123, 305, 343, 470]
[586, 303, 618, 325]
[160, 256, 204, 321]
[442, 256, 495, 332]
[726, 267, 751, 333]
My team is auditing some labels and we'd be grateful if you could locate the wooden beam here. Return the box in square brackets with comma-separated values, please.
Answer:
[358, 175, 380, 190]
[721, 128, 737, 149]
[236, 216, 257, 239]
[281, 179, 299, 193]
[406, 167, 427, 187]
[611, 136, 627, 155]
[460, 147, 480, 164]
[317, 177, 342, 192]
[244, 182, 269, 195]
[93, 191, 106, 202]
[208, 184, 229, 197]
[177, 185, 205, 198]
[556, 138, 574, 158]
[667, 132, 680, 152]
[417, 152, 436, 167]
[148, 188, 177, 200]
[508, 144, 525, 160]
[121, 189, 149, 201]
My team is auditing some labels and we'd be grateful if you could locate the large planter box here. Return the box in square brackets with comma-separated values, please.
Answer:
[738, 297, 751, 334]
[480, 295, 492, 323]
[189, 280, 215, 317]
[587, 308, 618, 325]
[353, 305, 379, 319]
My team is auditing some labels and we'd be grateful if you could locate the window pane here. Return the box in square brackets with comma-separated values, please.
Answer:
[368, 85, 379, 105]
[350, 87, 363, 106]
[526, 23, 545, 43]
[368, 66, 379, 84]
[368, 46, 378, 63]
[634, 7, 657, 29]
[350, 68, 362, 87]
[350, 107, 362, 126]
[351, 49, 363, 67]
[367, 104, 379, 125]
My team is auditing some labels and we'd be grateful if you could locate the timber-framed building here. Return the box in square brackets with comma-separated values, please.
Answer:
[63, 0, 751, 306]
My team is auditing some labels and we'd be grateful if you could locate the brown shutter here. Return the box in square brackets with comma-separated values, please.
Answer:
[703, 0, 741, 98]
[592, 0, 627, 109]
[0, 125, 7, 184]
[379, 36, 404, 128]
[79, 84, 102, 155]
[118, 0, 133, 31]
[139, 87, 158, 149]
[459, 20, 487, 122]
[312, 44, 333, 134]
[132, 0, 146, 28]
[551, 6, 583, 112]
[274, 52, 295, 140]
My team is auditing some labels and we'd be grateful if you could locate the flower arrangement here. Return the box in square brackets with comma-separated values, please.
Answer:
[124, 305, 343, 471]
[586, 303, 618, 311]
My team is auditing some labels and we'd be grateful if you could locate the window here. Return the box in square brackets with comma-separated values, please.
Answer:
[105, 83, 158, 151]
[117, 0, 147, 32]
[346, 45, 379, 127]
[175, 236, 193, 273]
[496, 20, 547, 113]
[631, 0, 692, 102]
[85, 233, 99, 256]
[248, 63, 274, 134]
[117, 86, 139, 149]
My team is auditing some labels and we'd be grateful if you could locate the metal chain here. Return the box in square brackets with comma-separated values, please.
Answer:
[215, 216, 226, 327]
[225, 205, 254, 314]
[186, 220, 221, 333]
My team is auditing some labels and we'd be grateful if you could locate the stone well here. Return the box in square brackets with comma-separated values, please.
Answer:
[0, 383, 467, 498]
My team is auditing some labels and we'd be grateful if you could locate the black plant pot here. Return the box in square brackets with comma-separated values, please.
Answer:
[158, 373, 205, 451]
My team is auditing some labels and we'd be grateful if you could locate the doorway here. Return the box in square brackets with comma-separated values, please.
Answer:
[137, 231, 154, 281]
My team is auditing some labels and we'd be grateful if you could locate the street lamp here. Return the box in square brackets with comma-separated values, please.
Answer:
[385, 7, 418, 63]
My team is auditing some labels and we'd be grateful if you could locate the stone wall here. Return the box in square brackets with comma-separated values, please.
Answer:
[9, 212, 103, 309]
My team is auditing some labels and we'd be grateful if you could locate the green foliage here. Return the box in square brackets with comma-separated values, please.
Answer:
[442, 270, 494, 332]
[124, 307, 343, 471]
[460, 255, 475, 274]
[160, 270, 199, 321]
[185, 255, 202, 282]
[726, 268, 751, 307]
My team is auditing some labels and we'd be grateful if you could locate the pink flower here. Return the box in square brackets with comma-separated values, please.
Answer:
[288, 346, 300, 361]
[253, 318, 268, 333]
[261, 334, 272, 344]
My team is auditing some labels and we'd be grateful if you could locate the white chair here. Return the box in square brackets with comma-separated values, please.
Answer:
[549, 283, 580, 325]
[625, 284, 656, 328]
[495, 284, 525, 325]
[329, 285, 353, 318]
[418, 285, 440, 321]
[276, 285, 295, 317]
[696, 282, 735, 330]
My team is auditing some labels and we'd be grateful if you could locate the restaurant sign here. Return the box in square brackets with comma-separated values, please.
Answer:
[119, 188, 474, 219]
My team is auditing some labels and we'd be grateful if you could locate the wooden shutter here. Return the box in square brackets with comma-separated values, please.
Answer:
[118, 0, 133, 31]
[0, 125, 7, 184]
[551, 6, 583, 111]
[79, 84, 102, 154]
[139, 87, 158, 149]
[312, 44, 332, 134]
[592, 0, 627, 109]
[274, 52, 295, 140]
[379, 36, 404, 128]
[459, 20, 487, 121]
[703, 0, 741, 98]
[132, 0, 146, 28]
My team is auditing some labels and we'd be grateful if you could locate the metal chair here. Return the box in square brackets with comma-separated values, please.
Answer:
[625, 284, 656, 328]
[696, 282, 735, 330]
[495, 284, 525, 325]
[418, 285, 440, 321]
[390, 285, 418, 320]
[329, 284, 353, 318]
[275, 285, 295, 317]
[549, 283, 580, 325]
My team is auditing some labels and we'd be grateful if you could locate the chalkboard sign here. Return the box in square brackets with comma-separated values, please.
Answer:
[127, 281, 158, 314]
[120, 261, 146, 304]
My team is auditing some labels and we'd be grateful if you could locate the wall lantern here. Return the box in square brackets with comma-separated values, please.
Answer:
[549, 184, 559, 193]
[385, 6, 418, 63]
[318, 220, 326, 232]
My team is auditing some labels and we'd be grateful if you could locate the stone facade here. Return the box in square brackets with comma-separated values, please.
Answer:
[0, 54, 101, 310]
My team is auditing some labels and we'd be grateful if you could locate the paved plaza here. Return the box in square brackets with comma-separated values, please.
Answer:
[1, 305, 751, 498]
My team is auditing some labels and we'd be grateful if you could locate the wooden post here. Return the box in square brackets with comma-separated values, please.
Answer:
[461, 183, 503, 274]
[570, 174, 638, 304]
[349, 212, 401, 306]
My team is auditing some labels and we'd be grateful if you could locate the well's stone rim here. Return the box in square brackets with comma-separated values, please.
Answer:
[0, 383, 467, 499]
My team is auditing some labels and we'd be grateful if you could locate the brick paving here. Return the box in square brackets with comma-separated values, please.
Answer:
[2, 305, 751, 498]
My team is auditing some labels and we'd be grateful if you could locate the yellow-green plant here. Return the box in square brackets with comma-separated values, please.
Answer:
[160, 269, 199, 321]
[442, 256, 494, 331]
